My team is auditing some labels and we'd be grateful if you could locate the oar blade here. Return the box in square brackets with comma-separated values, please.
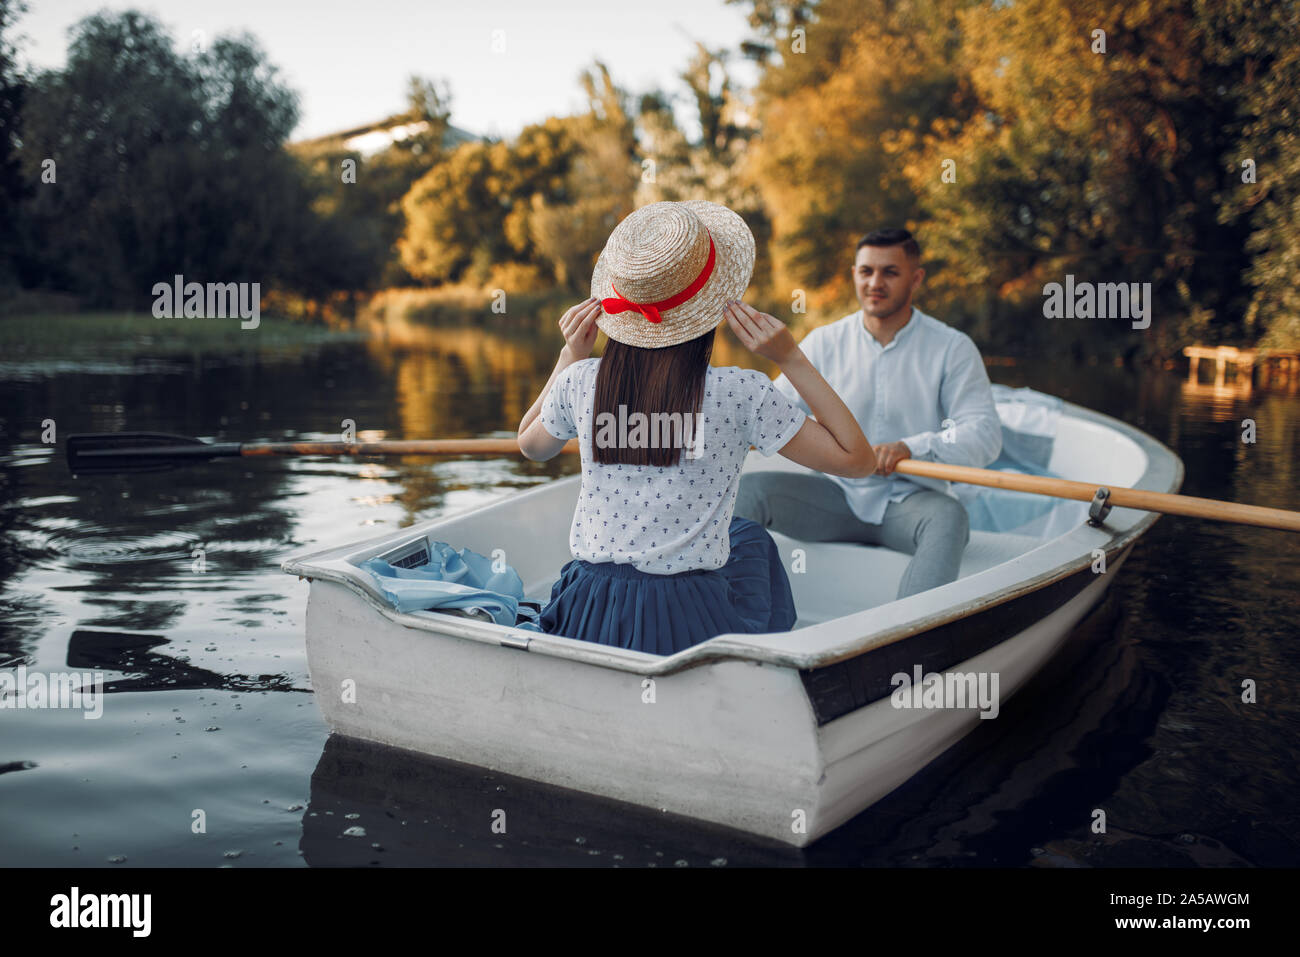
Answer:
[66, 432, 228, 475]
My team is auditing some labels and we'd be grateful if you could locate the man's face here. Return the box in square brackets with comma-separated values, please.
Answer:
[853, 244, 923, 320]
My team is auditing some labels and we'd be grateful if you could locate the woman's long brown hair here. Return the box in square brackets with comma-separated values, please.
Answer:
[592, 328, 714, 466]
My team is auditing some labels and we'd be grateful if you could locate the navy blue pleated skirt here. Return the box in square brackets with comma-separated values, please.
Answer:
[538, 517, 797, 655]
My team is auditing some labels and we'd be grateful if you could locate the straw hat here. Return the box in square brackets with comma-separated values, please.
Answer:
[591, 200, 756, 349]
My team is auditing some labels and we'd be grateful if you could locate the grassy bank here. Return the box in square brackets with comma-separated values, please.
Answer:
[0, 311, 369, 356]
[0, 285, 589, 359]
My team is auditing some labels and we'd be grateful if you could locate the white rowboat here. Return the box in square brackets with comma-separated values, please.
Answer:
[282, 396, 1181, 847]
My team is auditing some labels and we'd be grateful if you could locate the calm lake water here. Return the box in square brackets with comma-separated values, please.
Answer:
[2, 319, 1297, 867]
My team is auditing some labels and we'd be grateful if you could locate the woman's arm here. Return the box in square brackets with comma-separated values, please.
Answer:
[724, 300, 876, 478]
[517, 297, 602, 461]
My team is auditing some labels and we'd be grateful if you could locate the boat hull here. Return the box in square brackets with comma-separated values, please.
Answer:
[285, 398, 1181, 847]
[304, 543, 1133, 847]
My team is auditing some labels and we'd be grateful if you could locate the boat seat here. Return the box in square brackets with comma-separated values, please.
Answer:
[521, 529, 1048, 628]
[767, 529, 1048, 626]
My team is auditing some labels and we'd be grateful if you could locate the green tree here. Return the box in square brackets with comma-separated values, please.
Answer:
[398, 63, 635, 291]
[529, 64, 637, 290]
[18, 11, 307, 306]
[746, 0, 970, 310]
[291, 74, 457, 291]
[638, 47, 771, 288]
[399, 141, 507, 283]
[395, 76, 452, 164]
[726, 0, 817, 68]
[0, 0, 28, 290]
[1210, 0, 1300, 349]
[905, 0, 1257, 354]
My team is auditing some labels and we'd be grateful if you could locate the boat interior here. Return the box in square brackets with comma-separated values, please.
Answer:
[355, 412, 1152, 629]
[764, 416, 1147, 624]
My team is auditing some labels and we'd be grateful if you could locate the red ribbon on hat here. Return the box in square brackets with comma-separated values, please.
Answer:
[601, 232, 716, 324]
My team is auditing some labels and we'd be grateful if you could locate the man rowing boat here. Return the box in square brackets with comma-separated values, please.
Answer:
[735, 228, 1002, 598]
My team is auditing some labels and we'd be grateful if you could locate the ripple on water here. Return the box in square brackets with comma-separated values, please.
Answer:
[1, 495, 79, 511]
[29, 529, 288, 571]
[0, 448, 56, 469]
[54, 530, 198, 568]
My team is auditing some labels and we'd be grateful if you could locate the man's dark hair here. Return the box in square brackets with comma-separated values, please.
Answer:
[856, 228, 920, 261]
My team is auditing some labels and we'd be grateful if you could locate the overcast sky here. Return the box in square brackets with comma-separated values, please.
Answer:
[18, 0, 763, 140]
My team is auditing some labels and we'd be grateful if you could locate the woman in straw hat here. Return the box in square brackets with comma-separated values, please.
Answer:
[517, 201, 876, 654]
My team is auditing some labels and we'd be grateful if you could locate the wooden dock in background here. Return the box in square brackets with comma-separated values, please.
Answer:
[1183, 345, 1300, 396]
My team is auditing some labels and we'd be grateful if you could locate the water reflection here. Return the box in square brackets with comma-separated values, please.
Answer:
[66, 629, 308, 694]
[302, 735, 803, 867]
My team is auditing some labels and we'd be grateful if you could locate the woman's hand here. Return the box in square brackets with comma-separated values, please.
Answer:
[726, 299, 875, 478]
[560, 297, 602, 361]
[517, 298, 601, 457]
[724, 300, 799, 365]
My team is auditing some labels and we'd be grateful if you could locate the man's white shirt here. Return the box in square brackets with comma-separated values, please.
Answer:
[771, 306, 1002, 525]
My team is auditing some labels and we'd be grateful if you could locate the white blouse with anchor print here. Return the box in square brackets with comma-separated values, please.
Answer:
[540, 358, 805, 574]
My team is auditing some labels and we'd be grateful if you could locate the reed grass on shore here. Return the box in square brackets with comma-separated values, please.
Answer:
[0, 311, 368, 356]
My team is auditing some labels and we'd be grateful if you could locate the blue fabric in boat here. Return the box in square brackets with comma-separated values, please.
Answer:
[952, 385, 1089, 538]
[988, 384, 1060, 469]
[538, 517, 796, 656]
[360, 542, 540, 628]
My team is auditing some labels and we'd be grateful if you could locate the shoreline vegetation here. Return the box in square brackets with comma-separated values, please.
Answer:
[3, 3, 1298, 362]
[0, 306, 368, 357]
[0, 285, 1222, 372]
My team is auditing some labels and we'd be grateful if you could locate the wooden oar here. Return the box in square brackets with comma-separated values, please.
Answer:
[66, 432, 1299, 532]
[894, 459, 1300, 532]
[65, 431, 580, 475]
